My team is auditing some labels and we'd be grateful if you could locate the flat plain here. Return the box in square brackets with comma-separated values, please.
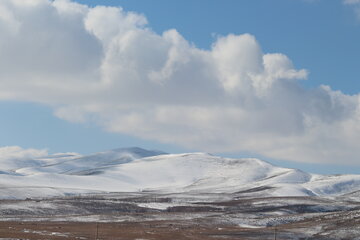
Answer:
[1, 191, 360, 239]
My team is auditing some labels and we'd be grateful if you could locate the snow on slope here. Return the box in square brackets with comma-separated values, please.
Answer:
[0, 147, 360, 199]
[16, 147, 165, 175]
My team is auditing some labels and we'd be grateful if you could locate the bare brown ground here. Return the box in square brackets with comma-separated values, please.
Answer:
[0, 220, 278, 240]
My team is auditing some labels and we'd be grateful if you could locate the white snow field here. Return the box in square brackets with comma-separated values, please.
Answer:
[0, 147, 360, 199]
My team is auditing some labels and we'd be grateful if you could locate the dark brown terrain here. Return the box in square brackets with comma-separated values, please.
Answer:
[0, 221, 283, 240]
[0, 191, 360, 239]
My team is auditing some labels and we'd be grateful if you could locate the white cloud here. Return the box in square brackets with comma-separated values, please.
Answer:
[0, 146, 47, 160]
[0, 0, 359, 164]
[344, 0, 360, 18]
[344, 0, 360, 4]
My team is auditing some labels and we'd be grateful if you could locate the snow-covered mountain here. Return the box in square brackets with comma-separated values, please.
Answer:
[1, 147, 360, 199]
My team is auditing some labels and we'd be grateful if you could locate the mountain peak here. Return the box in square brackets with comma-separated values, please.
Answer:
[110, 147, 167, 157]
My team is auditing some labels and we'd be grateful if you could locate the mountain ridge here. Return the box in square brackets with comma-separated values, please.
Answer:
[0, 147, 360, 199]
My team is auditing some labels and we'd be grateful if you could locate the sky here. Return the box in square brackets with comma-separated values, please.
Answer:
[0, 0, 360, 174]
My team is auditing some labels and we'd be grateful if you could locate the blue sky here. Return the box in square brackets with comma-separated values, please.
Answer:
[76, 0, 360, 93]
[0, 0, 360, 174]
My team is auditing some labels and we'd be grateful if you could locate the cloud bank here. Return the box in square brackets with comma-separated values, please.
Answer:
[0, 0, 360, 164]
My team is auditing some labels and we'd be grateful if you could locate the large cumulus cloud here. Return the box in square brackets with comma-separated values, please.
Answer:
[0, 0, 360, 164]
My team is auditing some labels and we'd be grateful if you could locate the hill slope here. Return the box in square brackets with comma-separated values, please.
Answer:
[0, 147, 359, 199]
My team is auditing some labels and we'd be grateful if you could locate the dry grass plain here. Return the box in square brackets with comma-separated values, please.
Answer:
[0, 220, 283, 240]
[0, 192, 359, 239]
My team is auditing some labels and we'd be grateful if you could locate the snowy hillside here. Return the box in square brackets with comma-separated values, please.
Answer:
[0, 147, 360, 199]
